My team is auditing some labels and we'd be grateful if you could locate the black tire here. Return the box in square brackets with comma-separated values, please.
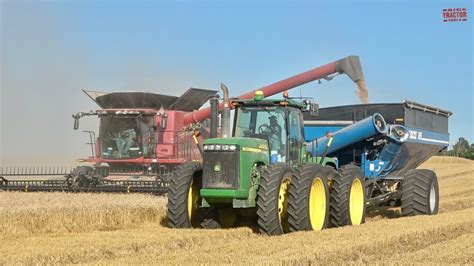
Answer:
[256, 163, 293, 235]
[167, 162, 203, 228]
[401, 169, 439, 216]
[288, 164, 331, 232]
[329, 165, 366, 227]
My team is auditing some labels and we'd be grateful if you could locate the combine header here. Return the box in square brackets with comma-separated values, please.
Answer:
[1, 56, 366, 193]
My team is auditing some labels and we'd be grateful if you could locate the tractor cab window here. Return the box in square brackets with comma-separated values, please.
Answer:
[234, 106, 287, 162]
[99, 115, 155, 159]
[288, 108, 304, 163]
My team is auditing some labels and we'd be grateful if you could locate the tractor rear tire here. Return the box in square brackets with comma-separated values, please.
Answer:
[329, 165, 366, 227]
[256, 163, 293, 235]
[167, 162, 204, 228]
[401, 169, 439, 216]
[288, 164, 331, 232]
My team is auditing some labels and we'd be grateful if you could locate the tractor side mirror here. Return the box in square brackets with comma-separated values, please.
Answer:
[309, 103, 319, 117]
[74, 118, 80, 130]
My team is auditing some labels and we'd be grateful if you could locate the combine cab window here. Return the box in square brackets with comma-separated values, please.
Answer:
[99, 115, 155, 159]
[234, 107, 287, 162]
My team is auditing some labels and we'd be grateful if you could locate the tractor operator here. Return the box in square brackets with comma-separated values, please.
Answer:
[263, 115, 283, 162]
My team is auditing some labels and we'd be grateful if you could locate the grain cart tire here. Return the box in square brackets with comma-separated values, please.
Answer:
[330, 165, 366, 227]
[401, 169, 439, 216]
[167, 162, 204, 228]
[288, 164, 331, 232]
[256, 163, 293, 235]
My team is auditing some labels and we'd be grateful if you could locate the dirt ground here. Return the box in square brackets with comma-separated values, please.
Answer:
[0, 156, 473, 264]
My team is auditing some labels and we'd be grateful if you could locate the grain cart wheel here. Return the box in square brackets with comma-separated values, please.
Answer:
[401, 169, 439, 216]
[288, 164, 331, 232]
[256, 163, 293, 235]
[167, 162, 203, 228]
[330, 165, 366, 227]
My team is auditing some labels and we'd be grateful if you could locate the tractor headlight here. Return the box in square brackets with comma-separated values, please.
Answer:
[203, 144, 238, 151]
[204, 144, 215, 151]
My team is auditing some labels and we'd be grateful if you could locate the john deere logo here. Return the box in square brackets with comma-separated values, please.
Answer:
[214, 163, 221, 172]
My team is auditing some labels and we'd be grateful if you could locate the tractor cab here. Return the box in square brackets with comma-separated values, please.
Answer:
[231, 96, 308, 164]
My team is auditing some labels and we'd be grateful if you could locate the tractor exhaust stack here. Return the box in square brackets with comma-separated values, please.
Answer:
[220, 83, 231, 138]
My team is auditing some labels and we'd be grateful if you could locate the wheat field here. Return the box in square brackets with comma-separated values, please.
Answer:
[0, 156, 473, 264]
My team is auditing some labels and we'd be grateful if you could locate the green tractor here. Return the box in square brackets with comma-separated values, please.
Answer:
[167, 89, 366, 235]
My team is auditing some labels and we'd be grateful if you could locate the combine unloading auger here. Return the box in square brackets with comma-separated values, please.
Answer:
[1, 56, 368, 193]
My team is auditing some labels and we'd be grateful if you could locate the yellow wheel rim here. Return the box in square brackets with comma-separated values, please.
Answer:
[349, 178, 364, 225]
[278, 175, 291, 232]
[309, 177, 326, 230]
[187, 179, 199, 227]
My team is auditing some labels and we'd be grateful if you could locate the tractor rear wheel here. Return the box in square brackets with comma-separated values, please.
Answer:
[256, 163, 293, 235]
[167, 163, 203, 228]
[329, 165, 366, 227]
[288, 164, 331, 232]
[401, 169, 439, 216]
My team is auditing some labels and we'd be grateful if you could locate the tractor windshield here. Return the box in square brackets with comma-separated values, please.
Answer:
[99, 115, 155, 159]
[234, 106, 287, 162]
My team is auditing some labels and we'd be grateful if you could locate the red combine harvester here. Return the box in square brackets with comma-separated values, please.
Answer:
[0, 56, 365, 193]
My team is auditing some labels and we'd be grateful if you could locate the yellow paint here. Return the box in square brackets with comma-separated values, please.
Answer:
[278, 175, 291, 232]
[242, 147, 266, 153]
[187, 179, 199, 227]
[258, 144, 269, 151]
[308, 177, 327, 230]
[327, 137, 334, 147]
[349, 178, 364, 225]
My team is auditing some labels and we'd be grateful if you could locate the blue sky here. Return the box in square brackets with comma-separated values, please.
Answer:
[1, 0, 472, 157]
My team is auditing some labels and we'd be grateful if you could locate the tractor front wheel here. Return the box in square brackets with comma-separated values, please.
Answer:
[329, 165, 366, 227]
[167, 163, 203, 228]
[288, 164, 331, 232]
[256, 163, 293, 235]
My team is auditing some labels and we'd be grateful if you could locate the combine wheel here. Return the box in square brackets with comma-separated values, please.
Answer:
[401, 169, 439, 216]
[167, 163, 204, 228]
[256, 163, 293, 235]
[329, 165, 366, 227]
[288, 164, 330, 232]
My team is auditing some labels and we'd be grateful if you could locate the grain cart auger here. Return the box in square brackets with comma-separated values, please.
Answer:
[0, 56, 365, 193]
[167, 93, 451, 235]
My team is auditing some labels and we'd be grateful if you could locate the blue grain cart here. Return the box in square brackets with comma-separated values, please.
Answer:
[303, 100, 451, 224]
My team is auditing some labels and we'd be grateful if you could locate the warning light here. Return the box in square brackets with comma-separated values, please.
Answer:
[254, 90, 264, 101]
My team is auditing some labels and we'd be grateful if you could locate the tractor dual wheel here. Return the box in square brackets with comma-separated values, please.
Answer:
[288, 164, 331, 232]
[401, 169, 439, 216]
[256, 163, 293, 235]
[330, 165, 367, 227]
[167, 162, 204, 228]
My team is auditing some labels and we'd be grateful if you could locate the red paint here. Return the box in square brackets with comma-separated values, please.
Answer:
[183, 61, 338, 125]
